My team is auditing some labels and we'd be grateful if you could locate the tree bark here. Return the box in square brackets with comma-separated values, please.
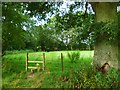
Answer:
[90, 2, 118, 70]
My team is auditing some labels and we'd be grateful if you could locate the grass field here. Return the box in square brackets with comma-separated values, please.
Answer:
[2, 50, 119, 88]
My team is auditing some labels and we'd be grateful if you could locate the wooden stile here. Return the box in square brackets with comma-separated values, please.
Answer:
[26, 52, 45, 72]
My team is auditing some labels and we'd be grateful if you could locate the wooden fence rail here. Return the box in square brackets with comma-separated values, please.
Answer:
[26, 52, 45, 72]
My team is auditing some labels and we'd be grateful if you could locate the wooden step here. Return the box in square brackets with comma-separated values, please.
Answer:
[28, 61, 43, 63]
[28, 66, 38, 69]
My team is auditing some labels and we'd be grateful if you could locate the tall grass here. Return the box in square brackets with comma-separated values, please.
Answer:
[2, 50, 120, 88]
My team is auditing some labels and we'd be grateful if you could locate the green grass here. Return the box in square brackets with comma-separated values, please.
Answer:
[2, 50, 120, 88]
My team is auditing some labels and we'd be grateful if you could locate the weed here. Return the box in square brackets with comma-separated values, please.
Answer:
[67, 52, 80, 63]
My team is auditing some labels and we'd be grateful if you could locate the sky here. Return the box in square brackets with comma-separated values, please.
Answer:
[117, 6, 120, 11]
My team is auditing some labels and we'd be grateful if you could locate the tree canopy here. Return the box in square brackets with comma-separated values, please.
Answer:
[2, 2, 119, 54]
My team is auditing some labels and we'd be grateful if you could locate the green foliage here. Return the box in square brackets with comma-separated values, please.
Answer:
[90, 21, 118, 43]
[2, 2, 95, 52]
[94, 68, 119, 88]
[2, 2, 35, 53]
[2, 2, 118, 52]
[55, 63, 119, 88]
[55, 10, 94, 50]
[67, 52, 80, 63]
[25, 2, 62, 19]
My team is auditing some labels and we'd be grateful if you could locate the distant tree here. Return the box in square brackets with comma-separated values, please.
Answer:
[55, 9, 94, 50]
[2, 2, 34, 54]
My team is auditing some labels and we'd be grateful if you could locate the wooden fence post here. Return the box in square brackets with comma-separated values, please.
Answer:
[26, 52, 28, 71]
[61, 53, 64, 72]
[43, 53, 45, 70]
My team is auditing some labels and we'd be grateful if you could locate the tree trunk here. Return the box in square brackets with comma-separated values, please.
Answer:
[91, 2, 118, 70]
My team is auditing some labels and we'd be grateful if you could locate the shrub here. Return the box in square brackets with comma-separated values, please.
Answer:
[67, 52, 80, 63]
